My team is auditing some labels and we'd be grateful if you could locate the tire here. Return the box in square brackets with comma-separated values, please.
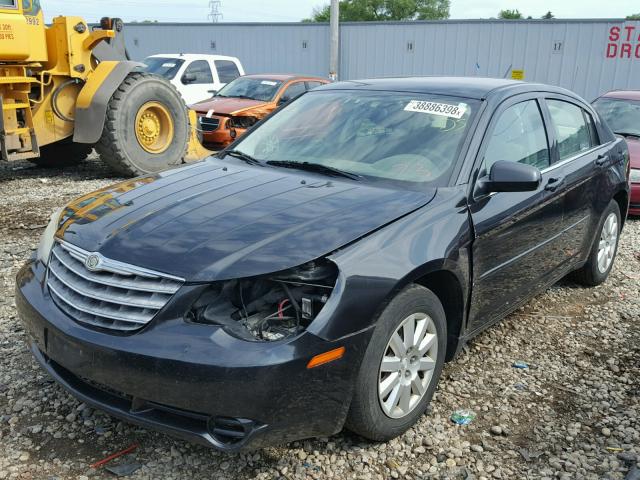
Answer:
[95, 72, 189, 177]
[30, 138, 92, 168]
[571, 199, 621, 286]
[346, 284, 447, 441]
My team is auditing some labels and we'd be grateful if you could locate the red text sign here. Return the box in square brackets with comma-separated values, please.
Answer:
[606, 25, 640, 58]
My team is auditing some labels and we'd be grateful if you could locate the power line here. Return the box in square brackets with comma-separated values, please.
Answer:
[208, 1, 223, 22]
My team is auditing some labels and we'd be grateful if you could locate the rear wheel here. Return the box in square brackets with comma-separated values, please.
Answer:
[30, 138, 92, 168]
[346, 284, 447, 441]
[96, 72, 189, 176]
[571, 200, 621, 286]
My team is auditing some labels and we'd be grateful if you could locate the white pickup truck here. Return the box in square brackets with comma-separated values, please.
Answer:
[140, 54, 245, 105]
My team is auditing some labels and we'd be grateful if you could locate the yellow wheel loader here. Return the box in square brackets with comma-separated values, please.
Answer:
[0, 0, 210, 176]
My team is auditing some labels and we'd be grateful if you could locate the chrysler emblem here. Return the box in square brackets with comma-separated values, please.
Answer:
[85, 254, 101, 271]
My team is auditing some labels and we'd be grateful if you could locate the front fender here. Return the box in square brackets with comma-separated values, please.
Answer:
[73, 60, 144, 144]
[308, 187, 473, 342]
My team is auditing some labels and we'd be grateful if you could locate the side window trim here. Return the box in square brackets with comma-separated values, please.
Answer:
[582, 109, 600, 147]
[538, 98, 560, 165]
[210, 59, 221, 85]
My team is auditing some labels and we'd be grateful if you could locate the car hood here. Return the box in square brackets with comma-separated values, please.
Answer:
[191, 97, 268, 116]
[57, 159, 436, 281]
[626, 137, 640, 169]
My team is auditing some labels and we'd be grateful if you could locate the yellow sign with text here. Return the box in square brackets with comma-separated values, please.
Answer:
[511, 69, 525, 80]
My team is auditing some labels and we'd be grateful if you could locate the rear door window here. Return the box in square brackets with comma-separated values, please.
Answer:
[483, 100, 550, 171]
[546, 100, 593, 161]
[215, 60, 241, 83]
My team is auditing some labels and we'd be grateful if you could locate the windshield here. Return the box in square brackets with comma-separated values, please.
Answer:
[140, 57, 185, 80]
[593, 97, 640, 137]
[232, 90, 478, 187]
[216, 77, 283, 102]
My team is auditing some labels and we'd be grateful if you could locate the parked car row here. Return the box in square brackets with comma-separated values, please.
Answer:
[16, 74, 634, 452]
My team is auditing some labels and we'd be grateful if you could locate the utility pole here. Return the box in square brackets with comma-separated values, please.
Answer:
[208, 1, 223, 23]
[329, 0, 339, 81]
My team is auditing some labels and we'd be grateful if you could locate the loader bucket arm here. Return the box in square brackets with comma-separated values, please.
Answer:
[184, 109, 215, 162]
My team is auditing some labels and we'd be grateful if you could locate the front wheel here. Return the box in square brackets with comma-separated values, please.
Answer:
[346, 284, 447, 441]
[96, 72, 189, 177]
[571, 199, 621, 286]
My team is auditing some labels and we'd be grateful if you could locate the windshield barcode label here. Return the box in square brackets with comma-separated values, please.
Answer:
[404, 101, 467, 119]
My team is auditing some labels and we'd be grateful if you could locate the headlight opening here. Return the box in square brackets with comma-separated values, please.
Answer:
[188, 259, 338, 341]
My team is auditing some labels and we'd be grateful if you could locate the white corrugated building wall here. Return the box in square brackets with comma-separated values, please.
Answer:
[124, 19, 640, 100]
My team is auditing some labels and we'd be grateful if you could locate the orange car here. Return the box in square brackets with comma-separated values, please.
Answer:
[190, 74, 330, 149]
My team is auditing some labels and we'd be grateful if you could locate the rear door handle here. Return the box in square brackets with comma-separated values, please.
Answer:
[596, 154, 609, 166]
[545, 177, 565, 192]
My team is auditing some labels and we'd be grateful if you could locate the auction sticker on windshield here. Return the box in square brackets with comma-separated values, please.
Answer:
[404, 101, 467, 119]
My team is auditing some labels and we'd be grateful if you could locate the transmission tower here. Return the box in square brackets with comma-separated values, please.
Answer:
[208, 1, 223, 23]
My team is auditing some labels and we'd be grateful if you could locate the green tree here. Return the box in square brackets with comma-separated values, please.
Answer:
[541, 11, 554, 19]
[304, 0, 450, 22]
[498, 9, 523, 19]
[626, 13, 640, 20]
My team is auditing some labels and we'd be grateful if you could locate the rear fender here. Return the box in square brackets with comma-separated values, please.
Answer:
[73, 61, 143, 144]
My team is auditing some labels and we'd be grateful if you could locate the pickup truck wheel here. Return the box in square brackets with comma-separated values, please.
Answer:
[30, 138, 93, 168]
[96, 72, 189, 177]
[346, 284, 447, 441]
[571, 199, 621, 286]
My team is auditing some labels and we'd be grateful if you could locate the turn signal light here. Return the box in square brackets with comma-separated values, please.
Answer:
[307, 346, 345, 369]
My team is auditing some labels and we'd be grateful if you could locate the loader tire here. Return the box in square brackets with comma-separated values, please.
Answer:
[95, 72, 189, 177]
[30, 138, 93, 168]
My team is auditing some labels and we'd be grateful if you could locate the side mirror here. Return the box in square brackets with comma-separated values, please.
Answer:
[278, 97, 289, 106]
[208, 89, 218, 96]
[182, 72, 197, 84]
[479, 160, 542, 194]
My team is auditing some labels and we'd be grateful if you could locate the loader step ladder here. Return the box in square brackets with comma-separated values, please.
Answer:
[0, 94, 40, 162]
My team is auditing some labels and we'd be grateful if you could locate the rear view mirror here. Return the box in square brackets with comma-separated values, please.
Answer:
[479, 160, 542, 194]
[182, 73, 197, 84]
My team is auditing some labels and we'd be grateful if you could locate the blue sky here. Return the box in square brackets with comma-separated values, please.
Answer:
[43, 0, 638, 23]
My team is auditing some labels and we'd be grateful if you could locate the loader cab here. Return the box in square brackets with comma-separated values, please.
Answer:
[0, 0, 46, 62]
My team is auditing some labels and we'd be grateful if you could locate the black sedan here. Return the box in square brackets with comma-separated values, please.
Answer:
[16, 77, 630, 451]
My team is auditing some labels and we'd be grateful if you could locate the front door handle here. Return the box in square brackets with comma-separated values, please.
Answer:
[545, 177, 565, 192]
[596, 154, 609, 166]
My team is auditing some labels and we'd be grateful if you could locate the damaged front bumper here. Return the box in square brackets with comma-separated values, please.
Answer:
[15, 259, 372, 451]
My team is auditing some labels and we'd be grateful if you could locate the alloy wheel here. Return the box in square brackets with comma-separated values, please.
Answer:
[378, 312, 438, 419]
[597, 212, 618, 274]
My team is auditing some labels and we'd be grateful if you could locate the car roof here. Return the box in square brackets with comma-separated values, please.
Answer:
[317, 76, 575, 100]
[148, 53, 240, 62]
[242, 74, 329, 82]
[599, 90, 640, 101]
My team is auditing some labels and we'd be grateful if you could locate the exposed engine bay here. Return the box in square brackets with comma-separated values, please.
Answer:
[188, 259, 338, 341]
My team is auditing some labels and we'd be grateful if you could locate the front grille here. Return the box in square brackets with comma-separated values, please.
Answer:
[199, 116, 220, 132]
[47, 241, 184, 332]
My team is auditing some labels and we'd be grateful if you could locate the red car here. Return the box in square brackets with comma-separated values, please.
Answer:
[593, 90, 640, 216]
[190, 74, 329, 149]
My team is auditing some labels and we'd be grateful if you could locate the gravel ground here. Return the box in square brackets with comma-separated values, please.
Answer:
[0, 155, 638, 480]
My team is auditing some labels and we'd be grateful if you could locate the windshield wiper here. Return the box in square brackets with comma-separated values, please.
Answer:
[266, 160, 361, 180]
[223, 150, 262, 165]
[615, 131, 640, 139]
